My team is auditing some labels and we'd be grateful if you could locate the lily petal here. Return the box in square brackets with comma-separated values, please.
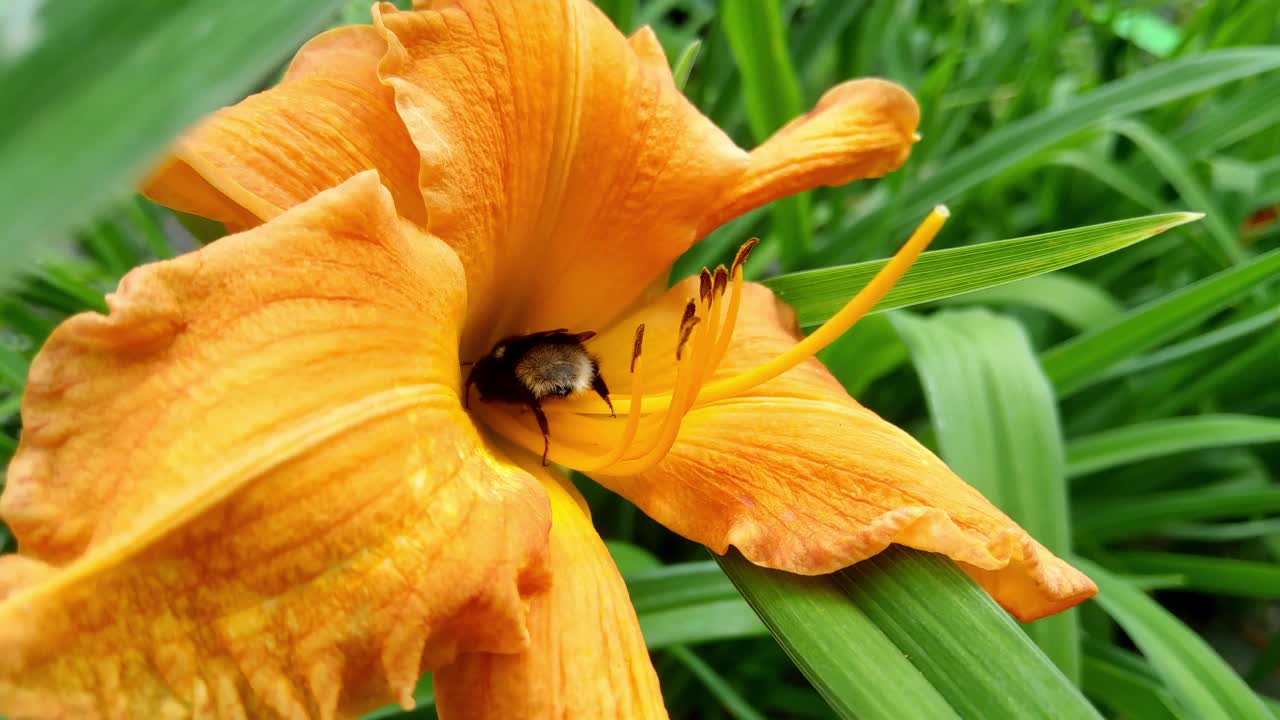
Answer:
[697, 78, 920, 236]
[435, 451, 667, 720]
[144, 25, 427, 232]
[0, 173, 550, 718]
[376, 0, 749, 353]
[581, 278, 1095, 622]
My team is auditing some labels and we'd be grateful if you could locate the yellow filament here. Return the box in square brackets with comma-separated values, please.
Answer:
[706, 262, 744, 379]
[569, 340, 650, 471]
[487, 206, 948, 472]
[692, 205, 947, 405]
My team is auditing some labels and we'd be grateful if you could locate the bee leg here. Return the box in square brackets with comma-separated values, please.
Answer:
[529, 399, 552, 465]
[591, 366, 616, 418]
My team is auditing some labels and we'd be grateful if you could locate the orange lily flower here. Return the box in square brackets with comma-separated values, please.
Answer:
[0, 1, 1096, 718]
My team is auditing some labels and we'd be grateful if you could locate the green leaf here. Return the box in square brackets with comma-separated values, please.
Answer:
[719, 547, 1102, 719]
[1082, 639, 1183, 720]
[1094, 304, 1280, 384]
[1111, 119, 1244, 266]
[0, 0, 345, 278]
[831, 47, 1280, 260]
[1042, 247, 1280, 396]
[665, 645, 768, 720]
[893, 309, 1079, 679]
[835, 548, 1101, 719]
[937, 272, 1124, 331]
[716, 550, 961, 720]
[1106, 551, 1280, 599]
[719, 0, 810, 269]
[626, 561, 766, 649]
[671, 39, 702, 92]
[1078, 558, 1272, 720]
[1074, 485, 1280, 543]
[763, 212, 1199, 329]
[1067, 415, 1280, 479]
[640, 598, 766, 649]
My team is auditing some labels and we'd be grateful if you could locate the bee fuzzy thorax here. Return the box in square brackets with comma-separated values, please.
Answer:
[463, 328, 615, 465]
[516, 344, 596, 398]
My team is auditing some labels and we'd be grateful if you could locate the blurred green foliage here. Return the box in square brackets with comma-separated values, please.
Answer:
[3, 0, 1280, 718]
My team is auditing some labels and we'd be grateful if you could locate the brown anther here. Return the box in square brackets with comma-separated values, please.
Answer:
[679, 298, 697, 332]
[732, 238, 760, 275]
[630, 323, 645, 373]
[699, 267, 712, 303]
[712, 264, 729, 297]
[676, 317, 701, 360]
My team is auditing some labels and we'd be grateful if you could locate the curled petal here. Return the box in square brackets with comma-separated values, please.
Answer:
[435, 451, 667, 720]
[375, 0, 750, 353]
[144, 25, 426, 232]
[581, 279, 1095, 622]
[697, 79, 920, 236]
[0, 174, 551, 718]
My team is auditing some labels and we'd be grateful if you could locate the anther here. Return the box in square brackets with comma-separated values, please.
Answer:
[712, 265, 728, 297]
[699, 267, 713, 303]
[732, 238, 760, 275]
[676, 317, 700, 360]
[630, 324, 645, 373]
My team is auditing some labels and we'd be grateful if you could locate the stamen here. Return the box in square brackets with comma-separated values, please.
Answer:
[508, 208, 947, 474]
[676, 317, 700, 360]
[630, 323, 645, 373]
[733, 238, 759, 274]
[696, 205, 948, 404]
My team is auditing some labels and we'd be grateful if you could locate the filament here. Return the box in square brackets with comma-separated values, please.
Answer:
[489, 206, 948, 473]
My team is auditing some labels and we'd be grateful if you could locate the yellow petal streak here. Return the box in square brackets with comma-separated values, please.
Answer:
[0, 174, 551, 719]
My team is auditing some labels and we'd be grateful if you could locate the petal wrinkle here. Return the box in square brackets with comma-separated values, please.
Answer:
[144, 25, 426, 232]
[0, 174, 552, 719]
[376, 0, 749, 353]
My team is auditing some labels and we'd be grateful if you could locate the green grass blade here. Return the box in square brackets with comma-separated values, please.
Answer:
[1111, 119, 1243, 266]
[1094, 304, 1280, 384]
[937, 272, 1124, 331]
[1074, 487, 1280, 542]
[719, 0, 810, 269]
[1106, 551, 1280, 599]
[894, 309, 1079, 679]
[0, 0, 346, 278]
[671, 39, 703, 91]
[835, 547, 1101, 719]
[1067, 415, 1280, 479]
[665, 645, 768, 720]
[1042, 247, 1280, 396]
[764, 212, 1199, 328]
[1078, 557, 1272, 720]
[626, 561, 740, 614]
[717, 551, 961, 720]
[830, 47, 1280, 260]
[1081, 639, 1184, 720]
[1045, 150, 1166, 213]
[639, 598, 766, 649]
[1141, 326, 1280, 419]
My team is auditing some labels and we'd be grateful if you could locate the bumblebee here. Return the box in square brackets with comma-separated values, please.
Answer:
[464, 329, 613, 464]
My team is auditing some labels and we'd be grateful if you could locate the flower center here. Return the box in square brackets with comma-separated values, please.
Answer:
[479, 206, 949, 473]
